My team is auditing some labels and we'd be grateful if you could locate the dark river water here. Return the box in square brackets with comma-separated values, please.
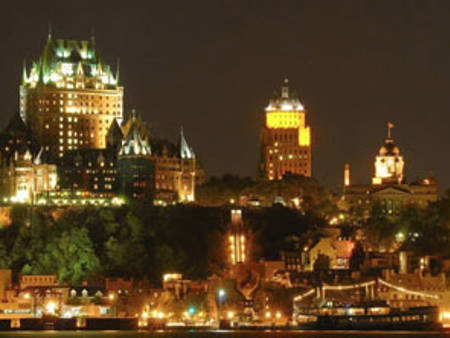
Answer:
[0, 331, 449, 338]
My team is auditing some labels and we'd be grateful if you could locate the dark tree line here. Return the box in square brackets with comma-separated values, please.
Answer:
[0, 203, 326, 285]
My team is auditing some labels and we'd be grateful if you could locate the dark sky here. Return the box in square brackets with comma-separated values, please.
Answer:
[2, 1, 450, 192]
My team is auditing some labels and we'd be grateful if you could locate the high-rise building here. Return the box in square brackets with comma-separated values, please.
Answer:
[259, 79, 311, 180]
[20, 33, 123, 161]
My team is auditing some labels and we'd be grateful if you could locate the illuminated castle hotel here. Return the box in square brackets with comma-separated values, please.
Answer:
[342, 123, 438, 216]
[20, 33, 123, 161]
[259, 79, 311, 180]
[0, 34, 196, 205]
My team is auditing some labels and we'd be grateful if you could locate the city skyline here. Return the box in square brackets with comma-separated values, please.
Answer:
[1, 1, 449, 191]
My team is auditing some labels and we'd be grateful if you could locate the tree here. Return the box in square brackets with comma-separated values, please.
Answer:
[313, 254, 330, 286]
[33, 227, 100, 284]
[313, 254, 330, 272]
[361, 204, 401, 252]
[349, 241, 365, 271]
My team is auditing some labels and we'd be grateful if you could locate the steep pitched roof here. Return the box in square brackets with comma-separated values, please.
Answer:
[179, 127, 195, 159]
[0, 112, 41, 163]
[119, 116, 151, 156]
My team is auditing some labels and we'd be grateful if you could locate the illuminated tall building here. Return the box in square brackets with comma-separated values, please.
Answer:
[260, 78, 311, 180]
[20, 33, 123, 161]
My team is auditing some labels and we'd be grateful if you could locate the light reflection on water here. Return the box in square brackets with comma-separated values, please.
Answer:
[0, 331, 448, 338]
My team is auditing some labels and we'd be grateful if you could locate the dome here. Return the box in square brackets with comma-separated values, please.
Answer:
[378, 138, 400, 156]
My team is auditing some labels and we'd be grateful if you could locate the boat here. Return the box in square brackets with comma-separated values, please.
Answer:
[293, 300, 441, 330]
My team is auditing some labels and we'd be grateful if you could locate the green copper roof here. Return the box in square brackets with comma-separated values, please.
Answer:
[23, 35, 120, 89]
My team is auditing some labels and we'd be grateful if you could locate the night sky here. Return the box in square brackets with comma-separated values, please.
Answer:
[2, 1, 450, 192]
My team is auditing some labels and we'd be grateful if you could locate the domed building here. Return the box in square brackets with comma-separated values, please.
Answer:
[372, 123, 405, 185]
[342, 123, 438, 217]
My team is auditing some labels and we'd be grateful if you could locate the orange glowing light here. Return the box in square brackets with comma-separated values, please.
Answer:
[266, 112, 302, 129]
[299, 127, 310, 146]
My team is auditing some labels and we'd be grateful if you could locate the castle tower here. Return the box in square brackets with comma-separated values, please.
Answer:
[372, 122, 404, 185]
[118, 113, 154, 200]
[259, 78, 311, 180]
[20, 34, 123, 162]
[344, 163, 350, 187]
[178, 127, 195, 202]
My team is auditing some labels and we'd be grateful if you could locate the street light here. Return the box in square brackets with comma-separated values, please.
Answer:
[45, 301, 57, 315]
[217, 289, 226, 321]
[218, 289, 226, 301]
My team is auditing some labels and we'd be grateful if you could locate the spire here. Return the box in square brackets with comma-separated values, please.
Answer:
[47, 23, 52, 40]
[131, 108, 137, 120]
[387, 122, 394, 139]
[34, 147, 43, 165]
[90, 26, 96, 45]
[22, 60, 28, 85]
[37, 58, 44, 84]
[180, 126, 195, 159]
[281, 77, 289, 99]
[115, 58, 120, 85]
